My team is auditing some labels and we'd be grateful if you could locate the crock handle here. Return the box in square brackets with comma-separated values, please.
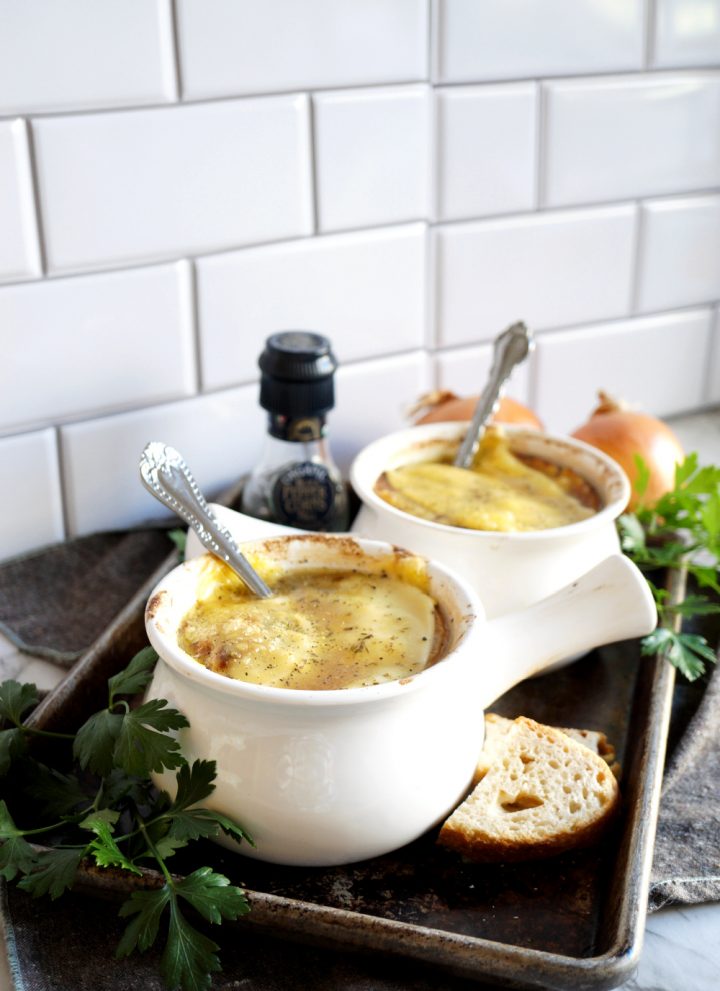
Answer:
[478, 555, 657, 710]
[185, 503, 298, 560]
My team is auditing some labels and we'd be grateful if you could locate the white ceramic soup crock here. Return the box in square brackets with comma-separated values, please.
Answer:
[144, 534, 655, 868]
[350, 423, 631, 621]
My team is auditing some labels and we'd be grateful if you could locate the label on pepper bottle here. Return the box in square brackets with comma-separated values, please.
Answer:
[271, 462, 337, 528]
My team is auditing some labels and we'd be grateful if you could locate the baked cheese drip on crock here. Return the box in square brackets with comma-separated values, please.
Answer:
[375, 427, 598, 532]
[177, 568, 444, 690]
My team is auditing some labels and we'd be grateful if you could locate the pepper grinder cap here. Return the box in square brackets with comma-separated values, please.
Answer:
[258, 331, 337, 417]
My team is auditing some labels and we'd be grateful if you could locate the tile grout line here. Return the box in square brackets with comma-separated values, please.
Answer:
[4, 188, 720, 294]
[167, 0, 184, 102]
[0, 80, 431, 124]
[629, 201, 645, 314]
[702, 305, 720, 404]
[534, 81, 546, 210]
[424, 224, 437, 363]
[428, 0, 439, 85]
[425, 20, 439, 360]
[53, 425, 72, 541]
[644, 0, 658, 70]
[3, 63, 720, 124]
[22, 120, 49, 277]
[185, 258, 203, 395]
[307, 94, 321, 235]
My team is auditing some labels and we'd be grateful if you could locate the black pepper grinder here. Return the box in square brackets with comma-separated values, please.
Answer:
[241, 331, 350, 532]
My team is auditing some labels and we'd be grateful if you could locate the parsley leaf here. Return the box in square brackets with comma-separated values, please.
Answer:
[175, 867, 250, 925]
[640, 628, 717, 681]
[81, 809, 143, 876]
[622, 453, 720, 680]
[109, 647, 159, 703]
[633, 453, 651, 502]
[667, 594, 720, 618]
[18, 847, 85, 900]
[2, 646, 253, 990]
[73, 709, 124, 777]
[22, 761, 89, 819]
[168, 760, 216, 812]
[163, 761, 254, 847]
[618, 513, 647, 557]
[161, 898, 222, 991]
[113, 699, 189, 777]
[117, 885, 172, 957]
[0, 680, 38, 726]
[169, 807, 254, 847]
[117, 877, 242, 991]
[150, 834, 189, 861]
[0, 800, 37, 881]
[74, 699, 188, 779]
[168, 529, 187, 558]
[0, 727, 26, 776]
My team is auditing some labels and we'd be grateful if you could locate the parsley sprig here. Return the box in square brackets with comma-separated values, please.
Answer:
[0, 647, 252, 991]
[618, 453, 720, 681]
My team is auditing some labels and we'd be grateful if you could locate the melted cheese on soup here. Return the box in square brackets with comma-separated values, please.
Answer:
[177, 567, 444, 691]
[375, 427, 598, 532]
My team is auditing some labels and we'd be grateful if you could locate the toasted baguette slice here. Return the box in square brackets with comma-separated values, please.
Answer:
[473, 712, 619, 785]
[439, 716, 620, 862]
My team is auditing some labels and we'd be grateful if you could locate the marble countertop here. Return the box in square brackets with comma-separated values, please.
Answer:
[1, 408, 719, 991]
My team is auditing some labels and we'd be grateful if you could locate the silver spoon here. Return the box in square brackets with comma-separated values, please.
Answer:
[139, 441, 272, 599]
[453, 321, 534, 469]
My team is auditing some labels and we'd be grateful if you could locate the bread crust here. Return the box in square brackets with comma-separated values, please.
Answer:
[439, 716, 620, 863]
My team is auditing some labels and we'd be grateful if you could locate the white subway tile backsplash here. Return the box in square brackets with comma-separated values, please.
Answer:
[435, 0, 645, 82]
[33, 97, 313, 273]
[637, 194, 720, 312]
[435, 84, 537, 221]
[0, 430, 64, 559]
[60, 388, 265, 537]
[176, 0, 428, 98]
[544, 72, 720, 207]
[0, 263, 195, 433]
[435, 206, 636, 347]
[0, 0, 176, 114]
[535, 309, 715, 434]
[0, 120, 41, 282]
[196, 225, 426, 390]
[333, 352, 431, 471]
[313, 86, 430, 232]
[434, 344, 532, 405]
[653, 0, 720, 68]
[1, 1, 719, 553]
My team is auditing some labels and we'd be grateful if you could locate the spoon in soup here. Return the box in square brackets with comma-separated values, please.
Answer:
[139, 441, 272, 599]
[453, 321, 534, 469]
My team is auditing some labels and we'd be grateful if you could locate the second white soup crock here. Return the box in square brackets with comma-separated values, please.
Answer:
[350, 422, 631, 620]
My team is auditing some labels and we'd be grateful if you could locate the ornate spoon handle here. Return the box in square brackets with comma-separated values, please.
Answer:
[453, 321, 534, 469]
[139, 441, 272, 599]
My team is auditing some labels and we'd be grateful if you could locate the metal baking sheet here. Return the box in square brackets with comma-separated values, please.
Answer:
[14, 553, 680, 991]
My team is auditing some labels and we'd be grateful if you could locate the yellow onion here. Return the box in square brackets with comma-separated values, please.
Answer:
[411, 391, 543, 430]
[571, 392, 684, 510]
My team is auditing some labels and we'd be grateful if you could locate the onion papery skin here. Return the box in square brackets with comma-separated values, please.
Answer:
[572, 410, 684, 510]
[415, 394, 543, 430]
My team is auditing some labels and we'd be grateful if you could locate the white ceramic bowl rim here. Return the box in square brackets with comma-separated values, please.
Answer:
[145, 536, 482, 709]
[350, 423, 631, 541]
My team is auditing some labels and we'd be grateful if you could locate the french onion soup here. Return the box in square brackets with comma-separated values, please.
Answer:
[177, 552, 448, 691]
[374, 426, 601, 533]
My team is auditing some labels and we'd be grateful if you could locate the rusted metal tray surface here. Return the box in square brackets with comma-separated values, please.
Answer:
[9, 552, 679, 991]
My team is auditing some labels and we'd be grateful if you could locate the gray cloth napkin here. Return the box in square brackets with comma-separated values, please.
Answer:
[649, 659, 720, 910]
[0, 529, 176, 664]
